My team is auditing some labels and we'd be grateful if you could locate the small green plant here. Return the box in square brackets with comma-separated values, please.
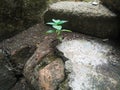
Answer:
[46, 19, 72, 41]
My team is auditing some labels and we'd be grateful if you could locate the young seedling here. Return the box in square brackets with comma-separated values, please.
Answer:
[46, 19, 72, 41]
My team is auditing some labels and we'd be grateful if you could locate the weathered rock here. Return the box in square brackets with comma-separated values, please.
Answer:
[0, 0, 47, 41]
[0, 23, 48, 53]
[101, 0, 120, 14]
[0, 55, 17, 90]
[0, 49, 4, 60]
[38, 58, 64, 90]
[44, 1, 119, 39]
[11, 78, 35, 90]
[24, 40, 53, 84]
[11, 45, 36, 72]
[57, 33, 120, 90]
[23, 38, 65, 90]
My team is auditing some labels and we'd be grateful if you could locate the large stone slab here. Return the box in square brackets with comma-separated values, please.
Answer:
[57, 33, 120, 90]
[44, 1, 119, 39]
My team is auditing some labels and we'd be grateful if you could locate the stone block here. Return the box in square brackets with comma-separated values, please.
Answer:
[44, 1, 119, 39]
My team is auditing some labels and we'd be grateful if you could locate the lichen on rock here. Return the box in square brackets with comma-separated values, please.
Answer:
[57, 38, 120, 90]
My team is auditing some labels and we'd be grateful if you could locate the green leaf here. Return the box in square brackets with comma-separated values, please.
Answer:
[46, 22, 55, 25]
[52, 19, 60, 24]
[58, 20, 68, 24]
[52, 19, 56, 22]
[62, 29, 72, 32]
[53, 25, 62, 30]
[46, 30, 55, 34]
[52, 19, 67, 25]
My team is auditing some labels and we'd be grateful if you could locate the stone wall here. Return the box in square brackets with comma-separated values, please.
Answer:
[0, 0, 47, 41]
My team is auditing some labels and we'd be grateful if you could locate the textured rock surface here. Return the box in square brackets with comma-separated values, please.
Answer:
[11, 45, 36, 72]
[0, 20, 120, 90]
[23, 37, 65, 90]
[44, 1, 119, 39]
[0, 23, 47, 53]
[23, 30, 120, 90]
[11, 78, 35, 90]
[38, 58, 64, 90]
[0, 23, 53, 90]
[57, 37, 120, 90]
[101, 0, 120, 14]
[0, 0, 47, 41]
[0, 49, 4, 60]
[0, 52, 17, 90]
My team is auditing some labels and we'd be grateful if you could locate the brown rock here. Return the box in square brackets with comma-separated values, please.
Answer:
[38, 58, 64, 90]
[11, 45, 36, 71]
[24, 40, 52, 84]
[23, 37, 65, 90]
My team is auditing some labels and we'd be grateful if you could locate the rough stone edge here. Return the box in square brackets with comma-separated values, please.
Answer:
[23, 37, 69, 90]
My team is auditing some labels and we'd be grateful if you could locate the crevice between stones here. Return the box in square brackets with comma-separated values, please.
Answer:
[54, 46, 71, 90]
